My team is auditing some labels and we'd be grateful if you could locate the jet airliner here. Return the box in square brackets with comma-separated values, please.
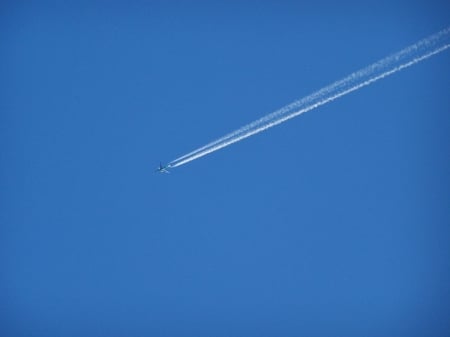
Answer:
[155, 163, 170, 174]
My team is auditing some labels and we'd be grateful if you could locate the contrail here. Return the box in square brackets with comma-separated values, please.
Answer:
[169, 27, 450, 169]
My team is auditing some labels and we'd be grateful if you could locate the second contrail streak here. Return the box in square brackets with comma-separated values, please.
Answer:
[169, 27, 450, 169]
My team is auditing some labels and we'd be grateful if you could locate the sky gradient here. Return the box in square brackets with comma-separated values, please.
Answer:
[2, 1, 450, 336]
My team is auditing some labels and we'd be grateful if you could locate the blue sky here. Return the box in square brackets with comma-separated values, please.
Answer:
[1, 1, 449, 336]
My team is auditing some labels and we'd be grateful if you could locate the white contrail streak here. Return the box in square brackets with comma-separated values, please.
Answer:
[169, 27, 450, 168]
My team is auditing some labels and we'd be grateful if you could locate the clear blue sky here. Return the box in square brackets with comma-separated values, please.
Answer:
[2, 1, 449, 336]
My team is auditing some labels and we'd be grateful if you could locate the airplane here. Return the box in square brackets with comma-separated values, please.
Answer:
[155, 162, 170, 174]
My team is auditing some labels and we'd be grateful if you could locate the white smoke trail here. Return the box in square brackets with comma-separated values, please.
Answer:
[169, 27, 450, 169]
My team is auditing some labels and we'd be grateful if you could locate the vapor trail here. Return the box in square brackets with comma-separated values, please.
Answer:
[169, 27, 450, 169]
